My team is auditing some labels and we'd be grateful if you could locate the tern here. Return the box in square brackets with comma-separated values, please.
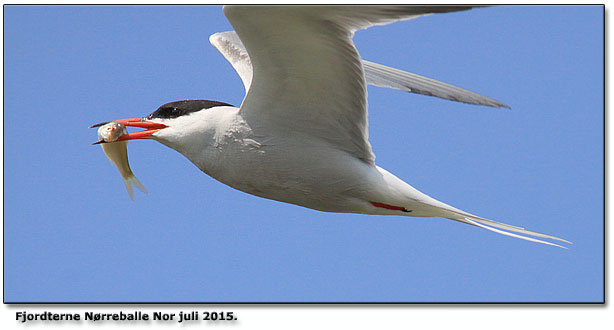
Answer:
[93, 6, 569, 247]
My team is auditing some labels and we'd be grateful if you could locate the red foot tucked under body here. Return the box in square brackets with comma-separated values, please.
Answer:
[369, 201, 411, 212]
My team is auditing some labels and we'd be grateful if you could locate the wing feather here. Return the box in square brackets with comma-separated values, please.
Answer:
[222, 5, 482, 164]
[209, 31, 253, 94]
[362, 60, 510, 108]
[210, 27, 508, 109]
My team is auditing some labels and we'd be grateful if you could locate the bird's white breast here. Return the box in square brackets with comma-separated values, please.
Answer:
[155, 106, 395, 213]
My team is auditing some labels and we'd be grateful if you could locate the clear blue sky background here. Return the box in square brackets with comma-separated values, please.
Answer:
[4, 5, 603, 303]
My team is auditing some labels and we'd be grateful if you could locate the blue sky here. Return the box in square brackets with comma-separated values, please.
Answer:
[4, 5, 603, 303]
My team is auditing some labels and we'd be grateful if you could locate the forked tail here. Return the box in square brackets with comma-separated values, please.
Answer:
[447, 211, 571, 248]
[122, 175, 148, 201]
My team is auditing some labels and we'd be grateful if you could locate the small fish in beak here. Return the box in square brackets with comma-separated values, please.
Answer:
[92, 121, 147, 201]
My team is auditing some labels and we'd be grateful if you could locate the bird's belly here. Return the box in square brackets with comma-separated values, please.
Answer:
[198, 143, 377, 213]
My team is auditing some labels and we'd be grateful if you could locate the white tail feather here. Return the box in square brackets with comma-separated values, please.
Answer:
[461, 217, 567, 249]
[458, 213, 571, 244]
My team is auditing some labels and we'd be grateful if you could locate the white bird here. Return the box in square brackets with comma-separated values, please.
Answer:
[93, 6, 569, 247]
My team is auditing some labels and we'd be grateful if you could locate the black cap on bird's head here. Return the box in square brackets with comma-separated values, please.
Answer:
[145, 100, 233, 120]
[90, 100, 233, 144]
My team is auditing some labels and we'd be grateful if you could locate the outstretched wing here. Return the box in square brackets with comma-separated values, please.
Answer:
[210, 28, 508, 108]
[362, 60, 510, 108]
[223, 5, 479, 164]
[209, 31, 253, 94]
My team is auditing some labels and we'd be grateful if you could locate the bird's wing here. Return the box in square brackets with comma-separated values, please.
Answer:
[223, 5, 479, 164]
[362, 60, 510, 108]
[210, 30, 509, 108]
[209, 31, 253, 94]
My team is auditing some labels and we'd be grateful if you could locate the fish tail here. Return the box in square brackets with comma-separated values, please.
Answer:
[122, 174, 148, 201]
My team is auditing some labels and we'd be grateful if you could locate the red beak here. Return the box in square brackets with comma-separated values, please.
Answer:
[90, 118, 168, 144]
